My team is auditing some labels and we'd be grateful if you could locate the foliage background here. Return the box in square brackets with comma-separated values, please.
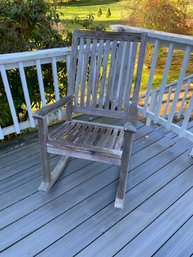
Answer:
[122, 0, 193, 35]
[0, 0, 69, 127]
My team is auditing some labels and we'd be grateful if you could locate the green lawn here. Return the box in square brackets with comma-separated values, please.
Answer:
[54, 0, 193, 90]
[56, 0, 124, 30]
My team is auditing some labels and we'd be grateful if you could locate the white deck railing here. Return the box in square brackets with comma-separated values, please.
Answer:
[112, 25, 193, 142]
[1, 26, 193, 142]
[0, 47, 71, 139]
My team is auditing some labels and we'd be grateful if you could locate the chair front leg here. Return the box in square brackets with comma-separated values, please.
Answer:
[114, 131, 134, 209]
[37, 118, 51, 191]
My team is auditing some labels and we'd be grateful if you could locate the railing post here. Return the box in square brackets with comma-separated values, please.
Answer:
[146, 91, 158, 126]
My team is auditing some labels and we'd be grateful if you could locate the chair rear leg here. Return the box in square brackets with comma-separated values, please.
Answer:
[114, 132, 133, 209]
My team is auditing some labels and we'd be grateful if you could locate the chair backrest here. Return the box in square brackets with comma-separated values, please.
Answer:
[68, 29, 147, 119]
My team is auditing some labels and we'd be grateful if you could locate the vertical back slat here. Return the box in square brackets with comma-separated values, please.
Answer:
[124, 42, 138, 111]
[68, 29, 79, 96]
[80, 38, 91, 107]
[0, 65, 21, 134]
[74, 38, 84, 106]
[111, 41, 125, 110]
[167, 46, 191, 129]
[18, 62, 36, 128]
[132, 33, 147, 104]
[117, 41, 131, 111]
[143, 39, 159, 115]
[93, 39, 104, 106]
[85, 39, 97, 108]
[108, 42, 121, 108]
[52, 57, 62, 120]
[104, 41, 118, 109]
[154, 43, 174, 123]
[99, 40, 111, 108]
[91, 40, 98, 108]
[36, 60, 46, 107]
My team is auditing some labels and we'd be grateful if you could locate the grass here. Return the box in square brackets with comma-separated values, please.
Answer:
[55, 0, 124, 30]
[54, 0, 193, 91]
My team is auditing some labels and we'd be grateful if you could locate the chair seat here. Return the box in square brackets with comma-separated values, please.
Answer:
[47, 120, 124, 164]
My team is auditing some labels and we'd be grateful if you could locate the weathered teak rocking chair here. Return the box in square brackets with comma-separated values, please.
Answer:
[33, 30, 147, 209]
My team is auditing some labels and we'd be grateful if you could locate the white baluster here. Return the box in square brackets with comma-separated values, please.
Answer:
[167, 46, 191, 129]
[51, 57, 62, 120]
[154, 43, 174, 123]
[124, 42, 138, 111]
[143, 40, 159, 116]
[163, 86, 173, 118]
[177, 79, 191, 118]
[146, 91, 158, 126]
[180, 93, 193, 137]
[18, 62, 35, 128]
[0, 65, 21, 134]
[36, 60, 46, 107]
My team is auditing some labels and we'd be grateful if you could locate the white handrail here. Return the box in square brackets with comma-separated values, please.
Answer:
[0, 47, 71, 71]
[0, 47, 71, 65]
[110, 25, 193, 47]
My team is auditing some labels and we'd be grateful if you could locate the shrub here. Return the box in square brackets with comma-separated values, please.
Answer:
[68, 13, 106, 31]
[96, 8, 102, 17]
[122, 0, 192, 34]
[106, 8, 111, 18]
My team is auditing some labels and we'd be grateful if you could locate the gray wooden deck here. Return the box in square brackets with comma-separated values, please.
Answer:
[1, 117, 193, 257]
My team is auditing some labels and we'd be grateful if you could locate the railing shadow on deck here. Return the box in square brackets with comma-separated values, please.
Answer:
[0, 25, 193, 142]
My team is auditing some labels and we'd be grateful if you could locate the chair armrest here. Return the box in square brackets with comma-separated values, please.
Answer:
[33, 95, 72, 120]
[123, 122, 137, 133]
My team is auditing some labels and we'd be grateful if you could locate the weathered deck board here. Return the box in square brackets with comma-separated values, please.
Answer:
[36, 146, 192, 257]
[154, 215, 193, 257]
[0, 119, 193, 257]
[0, 125, 176, 229]
[115, 182, 193, 257]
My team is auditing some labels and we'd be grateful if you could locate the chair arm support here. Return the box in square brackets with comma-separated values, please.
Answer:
[123, 122, 137, 133]
[33, 95, 72, 120]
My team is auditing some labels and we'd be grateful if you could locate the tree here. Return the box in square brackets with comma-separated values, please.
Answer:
[0, 0, 66, 53]
[122, 0, 192, 35]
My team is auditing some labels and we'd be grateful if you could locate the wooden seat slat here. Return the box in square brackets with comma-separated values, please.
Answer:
[48, 121, 124, 152]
